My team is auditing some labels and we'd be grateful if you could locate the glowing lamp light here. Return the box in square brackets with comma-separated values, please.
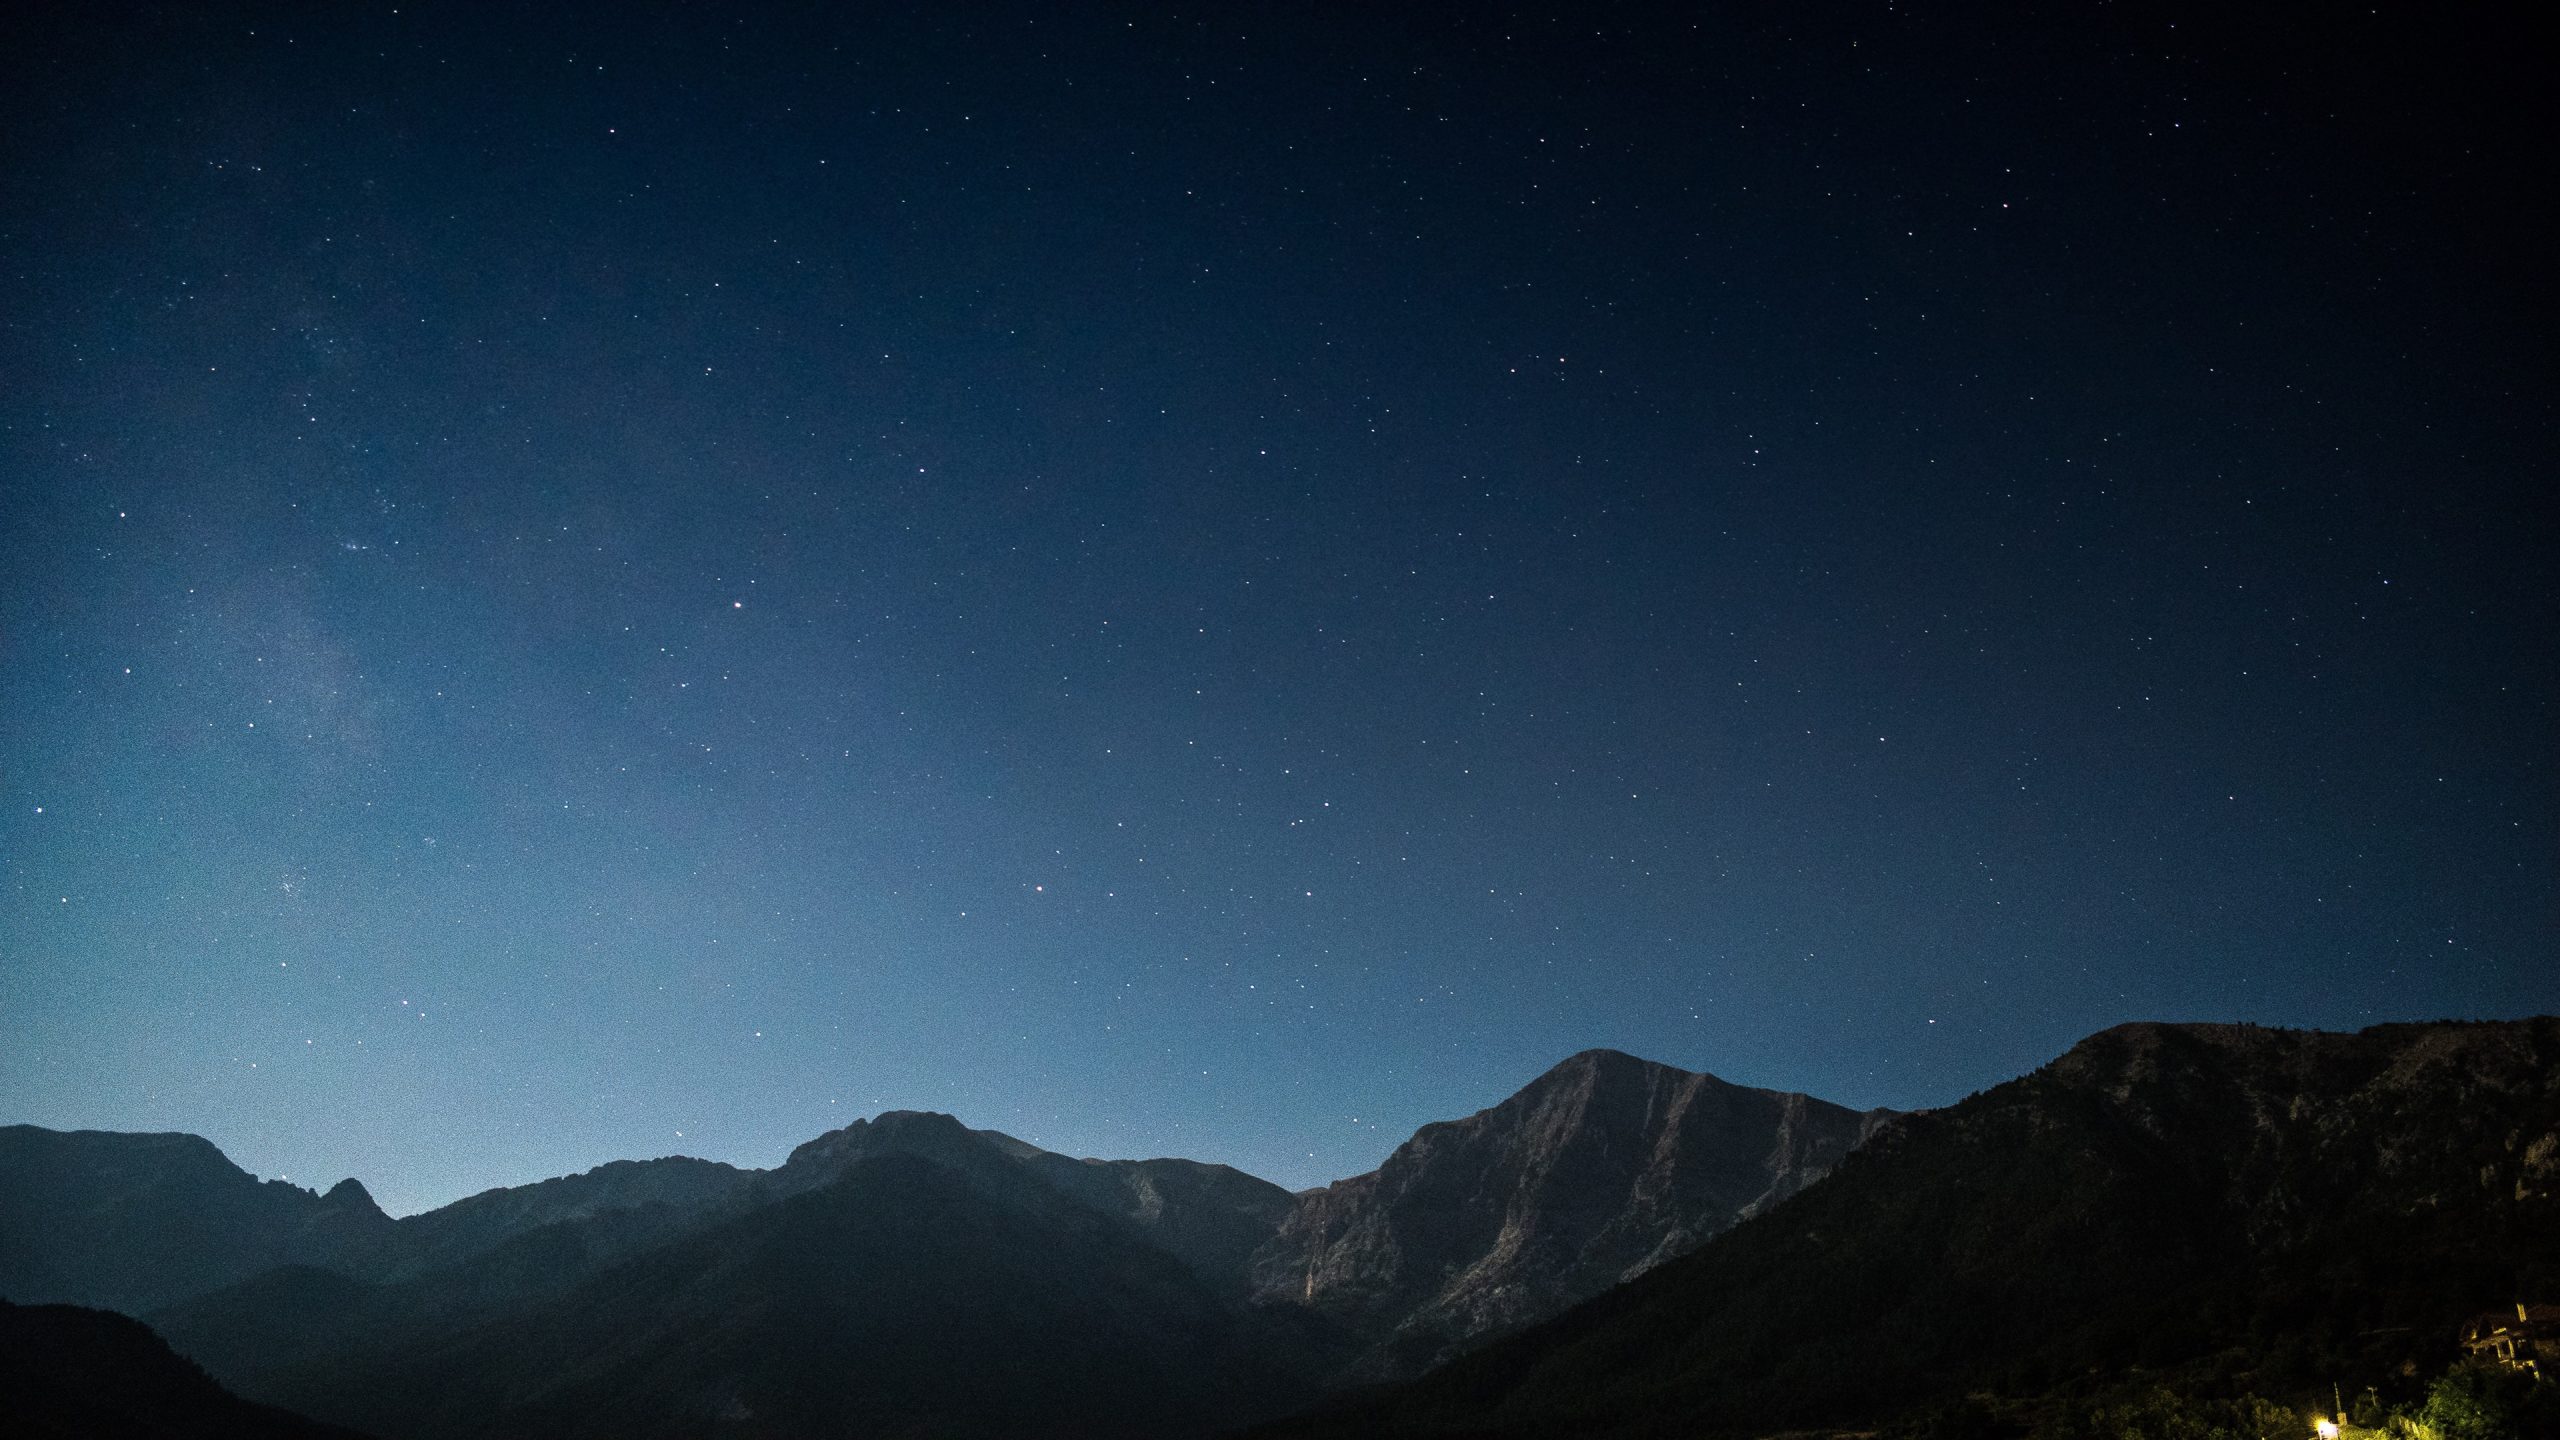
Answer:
[2313, 1419, 2340, 1439]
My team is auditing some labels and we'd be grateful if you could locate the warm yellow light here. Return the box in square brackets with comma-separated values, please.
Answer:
[2313, 1420, 2339, 1439]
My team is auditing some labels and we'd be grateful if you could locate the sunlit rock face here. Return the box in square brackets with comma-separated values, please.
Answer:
[1249, 1048, 1894, 1377]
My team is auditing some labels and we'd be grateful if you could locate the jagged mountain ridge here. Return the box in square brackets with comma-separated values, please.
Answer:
[138, 1109, 1312, 1419]
[1256, 1018, 2560, 1439]
[37, 1023, 2547, 1440]
[0, 1127, 401, 1314]
[140, 1117, 1344, 1438]
[5, 1048, 1872, 1329]
[1248, 1047, 1895, 1376]
[0, 1125, 779, 1314]
[198, 1152, 1353, 1440]
[9, 1047, 1899, 1437]
[1, 1110, 1295, 1313]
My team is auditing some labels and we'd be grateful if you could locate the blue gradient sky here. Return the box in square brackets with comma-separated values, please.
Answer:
[3, 2, 2549, 1214]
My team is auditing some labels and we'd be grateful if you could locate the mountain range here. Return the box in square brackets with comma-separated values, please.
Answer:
[3, 1047, 1881, 1437]
[5, 1019, 2554, 1439]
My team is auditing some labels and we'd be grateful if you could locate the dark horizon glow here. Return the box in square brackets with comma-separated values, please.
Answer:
[2, 3, 2550, 1216]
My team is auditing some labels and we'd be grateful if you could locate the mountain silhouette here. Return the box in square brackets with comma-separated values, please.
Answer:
[213, 1152, 1347, 1440]
[36, 1023, 2546, 1438]
[8, 1052, 1900, 1438]
[0, 1127, 398, 1313]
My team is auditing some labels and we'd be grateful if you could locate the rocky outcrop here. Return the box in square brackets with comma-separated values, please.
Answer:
[1249, 1048, 1893, 1376]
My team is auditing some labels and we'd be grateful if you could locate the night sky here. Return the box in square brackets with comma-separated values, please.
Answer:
[3, 3, 2550, 1216]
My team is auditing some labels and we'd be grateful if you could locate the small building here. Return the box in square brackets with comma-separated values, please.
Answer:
[2460, 1302, 2559, 1376]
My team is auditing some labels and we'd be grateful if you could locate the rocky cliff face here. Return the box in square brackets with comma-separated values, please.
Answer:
[1249, 1048, 1893, 1375]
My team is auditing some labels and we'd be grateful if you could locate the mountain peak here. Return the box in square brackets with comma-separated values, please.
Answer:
[1549, 1046, 1656, 1073]
[775, 1109, 1011, 1195]
[1538, 1047, 1718, 1089]
[866, 1109, 970, 1131]
[319, 1177, 382, 1215]
[1251, 1047, 1888, 1376]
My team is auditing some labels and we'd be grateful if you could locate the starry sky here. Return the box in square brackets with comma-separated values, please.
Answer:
[2, 3, 2550, 1215]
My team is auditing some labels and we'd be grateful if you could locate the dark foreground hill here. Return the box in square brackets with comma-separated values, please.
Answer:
[1257, 1018, 2560, 1439]
[0, 1298, 367, 1440]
